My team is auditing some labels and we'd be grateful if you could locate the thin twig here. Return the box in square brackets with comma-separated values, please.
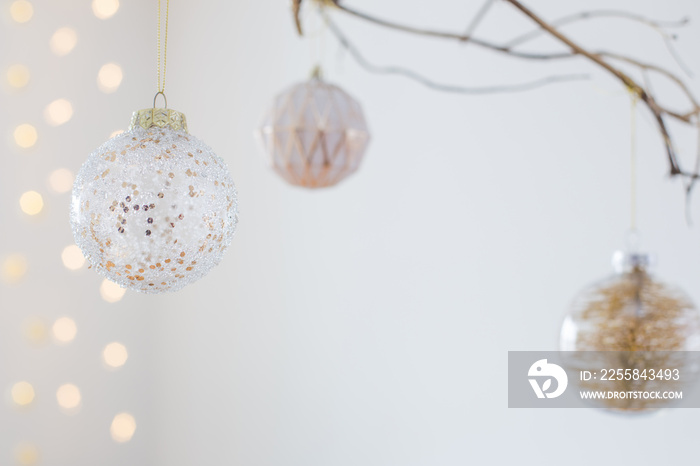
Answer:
[326, 15, 589, 94]
[598, 51, 699, 114]
[663, 33, 694, 78]
[687, 121, 700, 224]
[505, 10, 688, 48]
[463, 0, 497, 38]
[504, 9, 694, 77]
[293, 0, 303, 35]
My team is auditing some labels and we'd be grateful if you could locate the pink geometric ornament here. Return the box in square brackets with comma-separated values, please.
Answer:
[256, 74, 370, 188]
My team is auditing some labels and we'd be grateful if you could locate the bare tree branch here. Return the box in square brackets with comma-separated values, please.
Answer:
[503, 0, 685, 175]
[598, 51, 699, 114]
[505, 10, 688, 48]
[326, 15, 589, 94]
[320, 1, 696, 120]
[295, 0, 700, 188]
[504, 10, 694, 77]
[325, 1, 574, 60]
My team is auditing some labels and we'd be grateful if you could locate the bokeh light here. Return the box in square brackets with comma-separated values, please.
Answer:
[7, 64, 30, 88]
[44, 98, 74, 126]
[10, 0, 33, 23]
[50, 27, 78, 56]
[22, 318, 49, 345]
[14, 124, 37, 148]
[14, 443, 39, 466]
[103, 342, 128, 368]
[97, 63, 122, 93]
[61, 244, 85, 270]
[56, 383, 81, 411]
[92, 0, 119, 19]
[52, 317, 77, 343]
[100, 279, 126, 303]
[2, 254, 28, 283]
[48, 168, 74, 193]
[19, 191, 43, 215]
[10, 381, 35, 406]
[110, 412, 136, 443]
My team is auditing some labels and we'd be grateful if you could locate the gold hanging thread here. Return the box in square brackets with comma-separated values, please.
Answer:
[157, 0, 170, 95]
[629, 90, 639, 233]
[129, 0, 186, 132]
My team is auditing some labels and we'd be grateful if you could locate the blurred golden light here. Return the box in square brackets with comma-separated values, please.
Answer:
[44, 98, 74, 126]
[2, 254, 28, 283]
[52, 317, 77, 343]
[110, 129, 124, 138]
[97, 63, 122, 93]
[10, 0, 33, 23]
[19, 191, 43, 215]
[14, 124, 37, 148]
[14, 443, 39, 466]
[56, 384, 81, 411]
[61, 245, 85, 270]
[11, 381, 35, 406]
[103, 342, 128, 368]
[7, 64, 30, 88]
[92, 0, 119, 19]
[50, 27, 78, 56]
[100, 279, 126, 303]
[23, 318, 48, 345]
[48, 168, 74, 193]
[111, 412, 136, 443]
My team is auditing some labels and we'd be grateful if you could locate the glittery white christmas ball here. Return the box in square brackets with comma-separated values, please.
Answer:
[71, 108, 238, 293]
[256, 75, 370, 188]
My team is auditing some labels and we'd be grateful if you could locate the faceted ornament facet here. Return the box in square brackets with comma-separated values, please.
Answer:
[71, 118, 238, 294]
[256, 77, 370, 188]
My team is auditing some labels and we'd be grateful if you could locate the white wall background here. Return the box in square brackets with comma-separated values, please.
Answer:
[2, 0, 700, 465]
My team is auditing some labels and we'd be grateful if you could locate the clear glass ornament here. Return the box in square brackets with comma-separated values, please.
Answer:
[560, 251, 700, 412]
[561, 252, 700, 352]
[256, 72, 370, 188]
[71, 107, 238, 293]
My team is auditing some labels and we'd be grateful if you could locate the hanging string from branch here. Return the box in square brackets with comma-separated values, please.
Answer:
[306, 3, 328, 71]
[157, 0, 170, 97]
[630, 90, 639, 234]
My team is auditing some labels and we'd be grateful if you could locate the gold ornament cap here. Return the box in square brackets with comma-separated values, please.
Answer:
[128, 92, 188, 133]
